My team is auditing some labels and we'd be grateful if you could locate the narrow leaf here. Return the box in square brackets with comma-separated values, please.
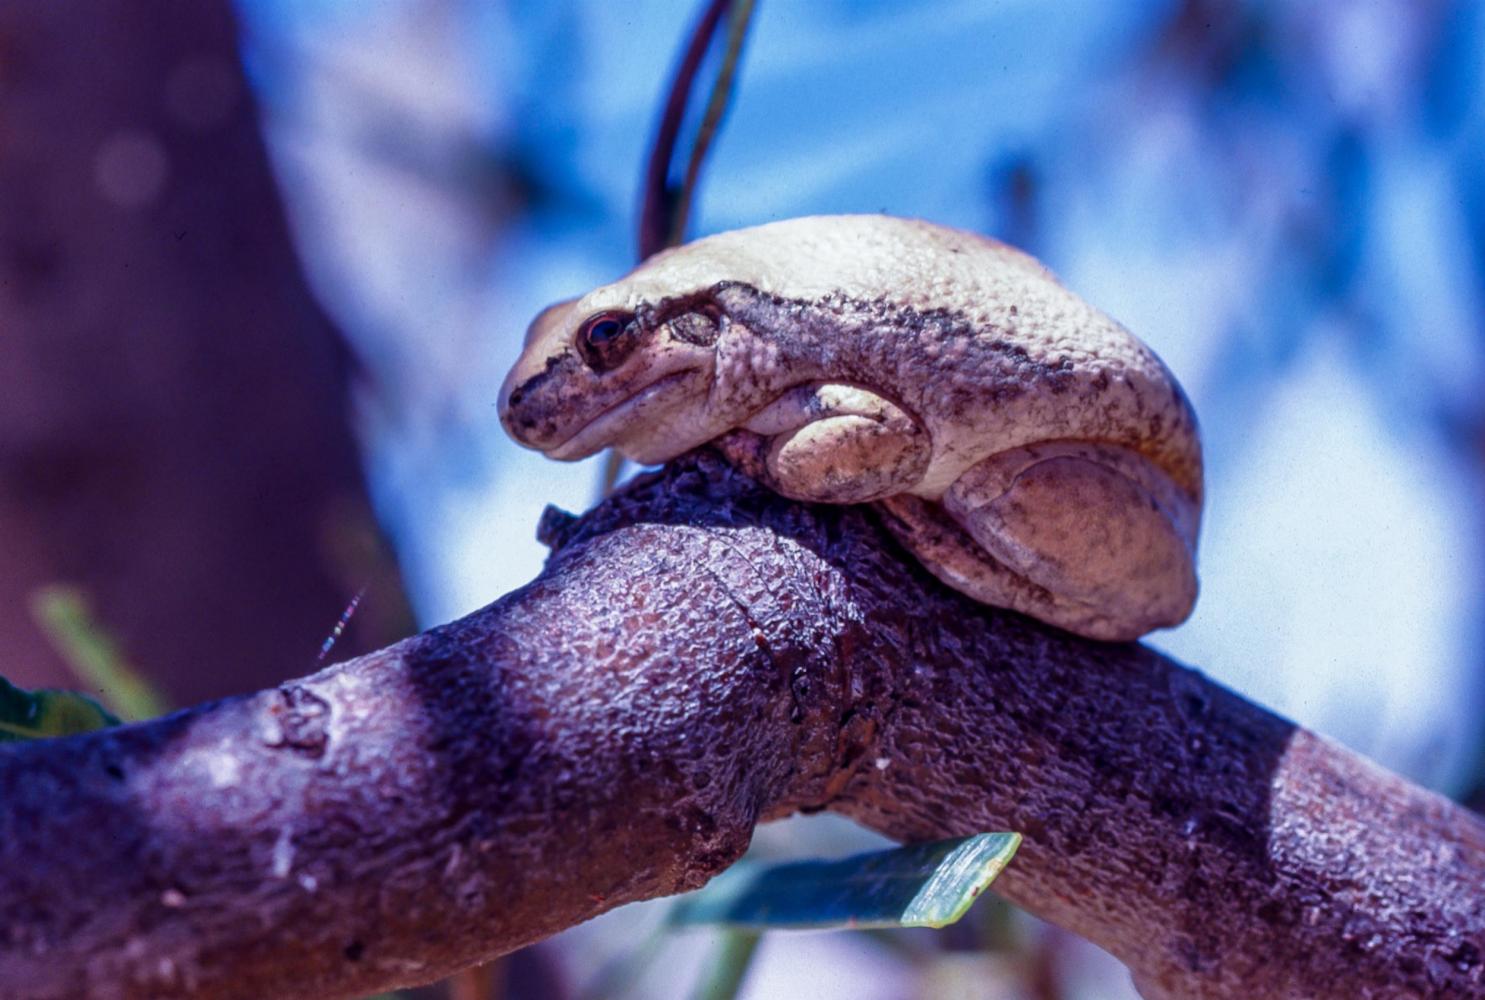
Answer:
[690, 930, 760, 1000]
[0, 675, 120, 742]
[29, 584, 168, 721]
[670, 832, 1021, 931]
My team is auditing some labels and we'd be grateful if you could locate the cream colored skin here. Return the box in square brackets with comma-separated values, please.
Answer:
[499, 215, 1202, 641]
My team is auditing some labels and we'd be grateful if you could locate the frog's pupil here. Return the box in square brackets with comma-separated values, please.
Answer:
[576, 311, 638, 371]
[588, 318, 622, 344]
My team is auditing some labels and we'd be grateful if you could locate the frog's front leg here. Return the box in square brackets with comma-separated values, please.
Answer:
[940, 441, 1199, 640]
[716, 383, 931, 503]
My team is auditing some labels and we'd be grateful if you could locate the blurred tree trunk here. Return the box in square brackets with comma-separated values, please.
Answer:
[0, 0, 411, 707]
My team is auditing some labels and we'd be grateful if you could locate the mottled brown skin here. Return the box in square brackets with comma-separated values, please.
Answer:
[499, 215, 1202, 641]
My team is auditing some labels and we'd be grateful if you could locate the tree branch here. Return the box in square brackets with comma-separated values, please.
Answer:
[2, 452, 1481, 999]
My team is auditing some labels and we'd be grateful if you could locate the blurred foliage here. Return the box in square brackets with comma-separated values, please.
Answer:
[28, 585, 168, 721]
[0, 675, 120, 743]
[691, 931, 761, 1000]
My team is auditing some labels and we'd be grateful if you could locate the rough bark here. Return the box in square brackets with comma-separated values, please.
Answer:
[1, 452, 1481, 1000]
[0, 0, 410, 707]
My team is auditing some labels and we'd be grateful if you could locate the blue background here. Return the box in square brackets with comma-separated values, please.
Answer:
[232, 2, 1485, 994]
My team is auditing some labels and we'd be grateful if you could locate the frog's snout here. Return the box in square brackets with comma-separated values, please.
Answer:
[499, 350, 578, 451]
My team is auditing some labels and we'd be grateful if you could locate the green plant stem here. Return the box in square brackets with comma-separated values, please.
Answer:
[690, 931, 761, 1000]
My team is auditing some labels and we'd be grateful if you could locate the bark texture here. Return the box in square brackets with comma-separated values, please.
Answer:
[1, 453, 1481, 1000]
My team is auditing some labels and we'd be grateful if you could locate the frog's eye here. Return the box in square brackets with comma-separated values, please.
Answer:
[576, 310, 638, 372]
[583, 315, 625, 345]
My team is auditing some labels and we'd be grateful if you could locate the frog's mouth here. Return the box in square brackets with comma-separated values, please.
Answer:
[549, 368, 705, 461]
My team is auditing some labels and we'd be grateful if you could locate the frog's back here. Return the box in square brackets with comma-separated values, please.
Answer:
[629, 215, 1201, 499]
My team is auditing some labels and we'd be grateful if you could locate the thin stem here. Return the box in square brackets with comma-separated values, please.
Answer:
[690, 932, 761, 1000]
[638, 0, 759, 260]
[668, 0, 758, 247]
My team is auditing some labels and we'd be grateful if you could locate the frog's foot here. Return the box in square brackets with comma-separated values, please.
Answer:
[716, 383, 930, 504]
[878, 443, 1198, 641]
[876, 493, 1085, 632]
[944, 442, 1198, 640]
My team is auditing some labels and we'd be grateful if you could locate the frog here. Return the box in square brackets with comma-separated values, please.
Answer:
[498, 214, 1201, 641]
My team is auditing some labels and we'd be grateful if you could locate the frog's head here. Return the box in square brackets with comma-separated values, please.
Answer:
[499, 274, 737, 465]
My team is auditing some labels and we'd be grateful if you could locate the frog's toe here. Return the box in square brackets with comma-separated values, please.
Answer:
[760, 415, 928, 503]
[715, 429, 772, 484]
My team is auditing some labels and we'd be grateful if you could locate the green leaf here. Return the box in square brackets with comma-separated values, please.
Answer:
[0, 675, 121, 742]
[670, 832, 1021, 932]
[29, 584, 168, 721]
[690, 930, 760, 1000]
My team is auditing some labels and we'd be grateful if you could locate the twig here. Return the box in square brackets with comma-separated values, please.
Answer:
[667, 0, 757, 249]
[637, 0, 757, 261]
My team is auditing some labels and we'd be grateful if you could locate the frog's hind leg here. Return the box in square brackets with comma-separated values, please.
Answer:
[875, 493, 1078, 630]
[880, 442, 1199, 641]
[716, 382, 931, 504]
